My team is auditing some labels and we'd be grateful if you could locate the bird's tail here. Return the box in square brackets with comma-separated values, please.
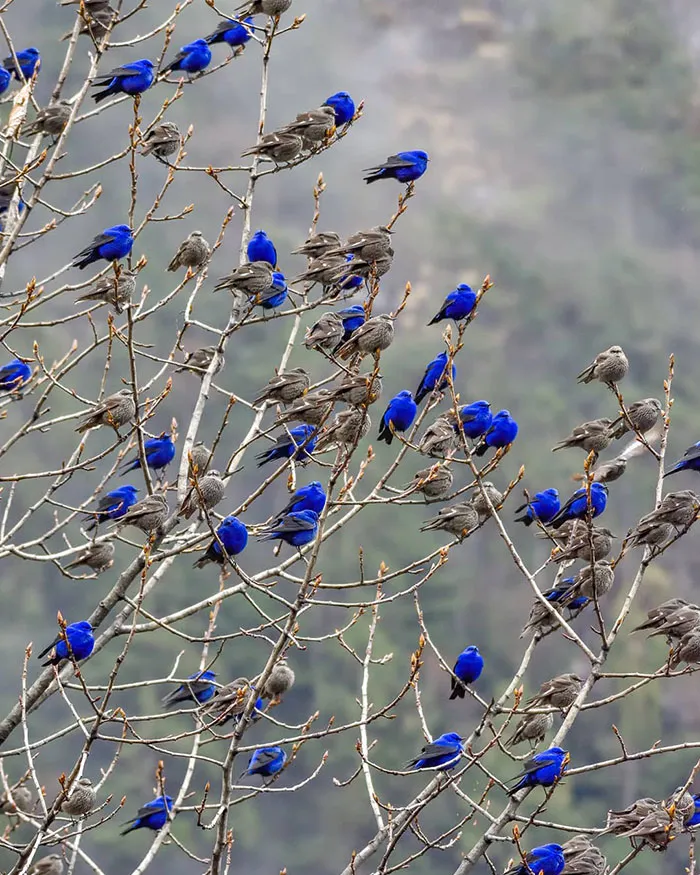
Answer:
[449, 685, 465, 700]
[427, 313, 442, 326]
[363, 171, 383, 184]
[473, 442, 488, 457]
[120, 821, 139, 836]
[377, 425, 393, 445]
[514, 514, 533, 526]
[72, 255, 94, 270]
[662, 466, 681, 478]
[92, 86, 115, 104]
[414, 389, 427, 405]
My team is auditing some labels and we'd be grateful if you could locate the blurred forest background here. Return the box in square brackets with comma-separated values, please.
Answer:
[1, 0, 700, 872]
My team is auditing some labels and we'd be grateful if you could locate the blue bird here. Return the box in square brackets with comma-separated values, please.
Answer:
[205, 16, 254, 48]
[685, 795, 700, 828]
[194, 516, 248, 568]
[258, 271, 287, 309]
[429, 284, 477, 325]
[337, 254, 365, 292]
[514, 489, 560, 526]
[324, 91, 355, 126]
[0, 358, 31, 393]
[247, 229, 277, 266]
[121, 432, 176, 474]
[378, 390, 417, 445]
[259, 509, 319, 548]
[665, 442, 700, 478]
[364, 150, 429, 184]
[503, 843, 565, 875]
[415, 352, 455, 404]
[244, 746, 287, 779]
[86, 484, 138, 531]
[3, 48, 40, 80]
[38, 620, 95, 666]
[0, 67, 10, 95]
[473, 409, 518, 456]
[73, 224, 133, 269]
[543, 579, 589, 612]
[121, 795, 173, 835]
[450, 645, 483, 699]
[163, 39, 212, 75]
[407, 732, 464, 771]
[92, 59, 154, 103]
[272, 481, 326, 522]
[507, 746, 569, 796]
[455, 400, 493, 440]
[162, 670, 217, 707]
[548, 482, 607, 529]
[256, 424, 317, 467]
[338, 305, 365, 341]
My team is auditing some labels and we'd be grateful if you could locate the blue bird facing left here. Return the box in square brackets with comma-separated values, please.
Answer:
[507, 746, 570, 795]
[378, 390, 417, 445]
[514, 488, 560, 526]
[163, 39, 212, 75]
[337, 305, 365, 341]
[73, 224, 133, 269]
[456, 400, 492, 440]
[272, 481, 326, 522]
[259, 509, 319, 548]
[4, 47, 40, 80]
[85, 484, 139, 531]
[450, 646, 483, 699]
[38, 621, 95, 666]
[256, 424, 317, 467]
[415, 352, 455, 404]
[364, 150, 429, 184]
[0, 358, 31, 393]
[245, 746, 287, 779]
[429, 284, 477, 325]
[664, 442, 700, 478]
[473, 409, 518, 456]
[247, 229, 277, 266]
[193, 515, 248, 568]
[407, 732, 464, 771]
[121, 795, 173, 835]
[324, 91, 355, 126]
[258, 271, 287, 309]
[162, 670, 217, 707]
[121, 432, 176, 473]
[92, 59, 154, 102]
[0, 67, 10, 95]
[503, 843, 565, 875]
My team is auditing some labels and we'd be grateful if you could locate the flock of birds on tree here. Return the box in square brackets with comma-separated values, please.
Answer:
[1, 1, 700, 873]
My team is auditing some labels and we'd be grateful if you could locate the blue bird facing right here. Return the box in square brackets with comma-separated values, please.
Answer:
[92, 59, 154, 102]
[664, 442, 700, 478]
[406, 732, 464, 771]
[507, 746, 569, 795]
[244, 746, 287, 779]
[259, 509, 319, 548]
[503, 843, 565, 875]
[38, 620, 95, 666]
[378, 390, 417, 445]
[415, 352, 455, 404]
[121, 795, 173, 835]
[247, 229, 277, 266]
[0, 358, 31, 393]
[450, 645, 483, 699]
[473, 409, 518, 456]
[324, 91, 355, 126]
[73, 224, 134, 269]
[163, 39, 212, 75]
[3, 47, 40, 80]
[121, 432, 176, 474]
[548, 482, 607, 529]
[193, 515, 248, 568]
[272, 481, 326, 522]
[205, 16, 254, 48]
[429, 284, 477, 325]
[514, 488, 560, 526]
[256, 424, 317, 467]
[85, 484, 139, 531]
[162, 670, 217, 707]
[364, 150, 429, 184]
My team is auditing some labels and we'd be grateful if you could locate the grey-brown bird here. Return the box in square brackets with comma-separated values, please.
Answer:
[167, 231, 210, 272]
[214, 261, 273, 295]
[631, 598, 689, 634]
[648, 604, 700, 641]
[326, 226, 393, 262]
[329, 250, 393, 282]
[24, 101, 71, 137]
[506, 711, 554, 748]
[75, 269, 135, 313]
[27, 855, 64, 875]
[566, 561, 615, 603]
[61, 777, 96, 818]
[524, 673, 583, 710]
[592, 456, 627, 483]
[0, 785, 32, 814]
[637, 490, 700, 530]
[178, 470, 225, 519]
[255, 656, 295, 700]
[561, 835, 607, 875]
[316, 409, 370, 450]
[666, 786, 695, 822]
[141, 122, 181, 160]
[671, 632, 700, 668]
[176, 347, 223, 377]
[419, 415, 459, 458]
[552, 419, 613, 455]
[577, 345, 629, 386]
[294, 255, 348, 288]
[553, 526, 616, 563]
[304, 312, 344, 351]
[336, 314, 394, 360]
[73, 3, 116, 39]
[76, 388, 135, 437]
[115, 493, 168, 534]
[292, 231, 341, 259]
[470, 481, 504, 521]
[201, 677, 253, 724]
[275, 390, 334, 427]
[605, 797, 677, 850]
[420, 502, 478, 540]
[325, 372, 383, 408]
[282, 106, 336, 149]
[407, 464, 454, 500]
[236, 0, 292, 16]
[609, 398, 663, 439]
[626, 520, 674, 551]
[254, 368, 309, 406]
[241, 130, 302, 163]
[64, 541, 114, 575]
[188, 441, 211, 477]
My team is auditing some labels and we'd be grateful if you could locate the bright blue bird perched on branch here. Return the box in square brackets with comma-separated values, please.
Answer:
[73, 224, 133, 268]
[194, 516, 248, 568]
[406, 732, 464, 771]
[429, 284, 476, 325]
[121, 795, 173, 835]
[378, 390, 417, 445]
[38, 621, 95, 666]
[450, 645, 483, 699]
[256, 425, 317, 467]
[121, 432, 176, 474]
[548, 483, 607, 528]
[92, 59, 154, 102]
[415, 352, 455, 404]
[364, 150, 428, 184]
[507, 746, 569, 795]
[514, 489, 560, 526]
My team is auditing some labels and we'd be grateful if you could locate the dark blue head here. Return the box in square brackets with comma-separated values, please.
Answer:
[109, 224, 132, 235]
[137, 59, 154, 71]
[69, 621, 93, 635]
[188, 39, 209, 50]
[439, 732, 464, 745]
[456, 283, 473, 294]
[323, 91, 355, 125]
[463, 645, 480, 658]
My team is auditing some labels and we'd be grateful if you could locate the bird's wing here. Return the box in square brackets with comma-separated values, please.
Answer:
[681, 444, 700, 463]
[415, 739, 462, 760]
[251, 748, 279, 768]
[37, 633, 61, 659]
[364, 154, 416, 171]
[276, 515, 315, 534]
[509, 753, 557, 780]
[98, 64, 146, 79]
